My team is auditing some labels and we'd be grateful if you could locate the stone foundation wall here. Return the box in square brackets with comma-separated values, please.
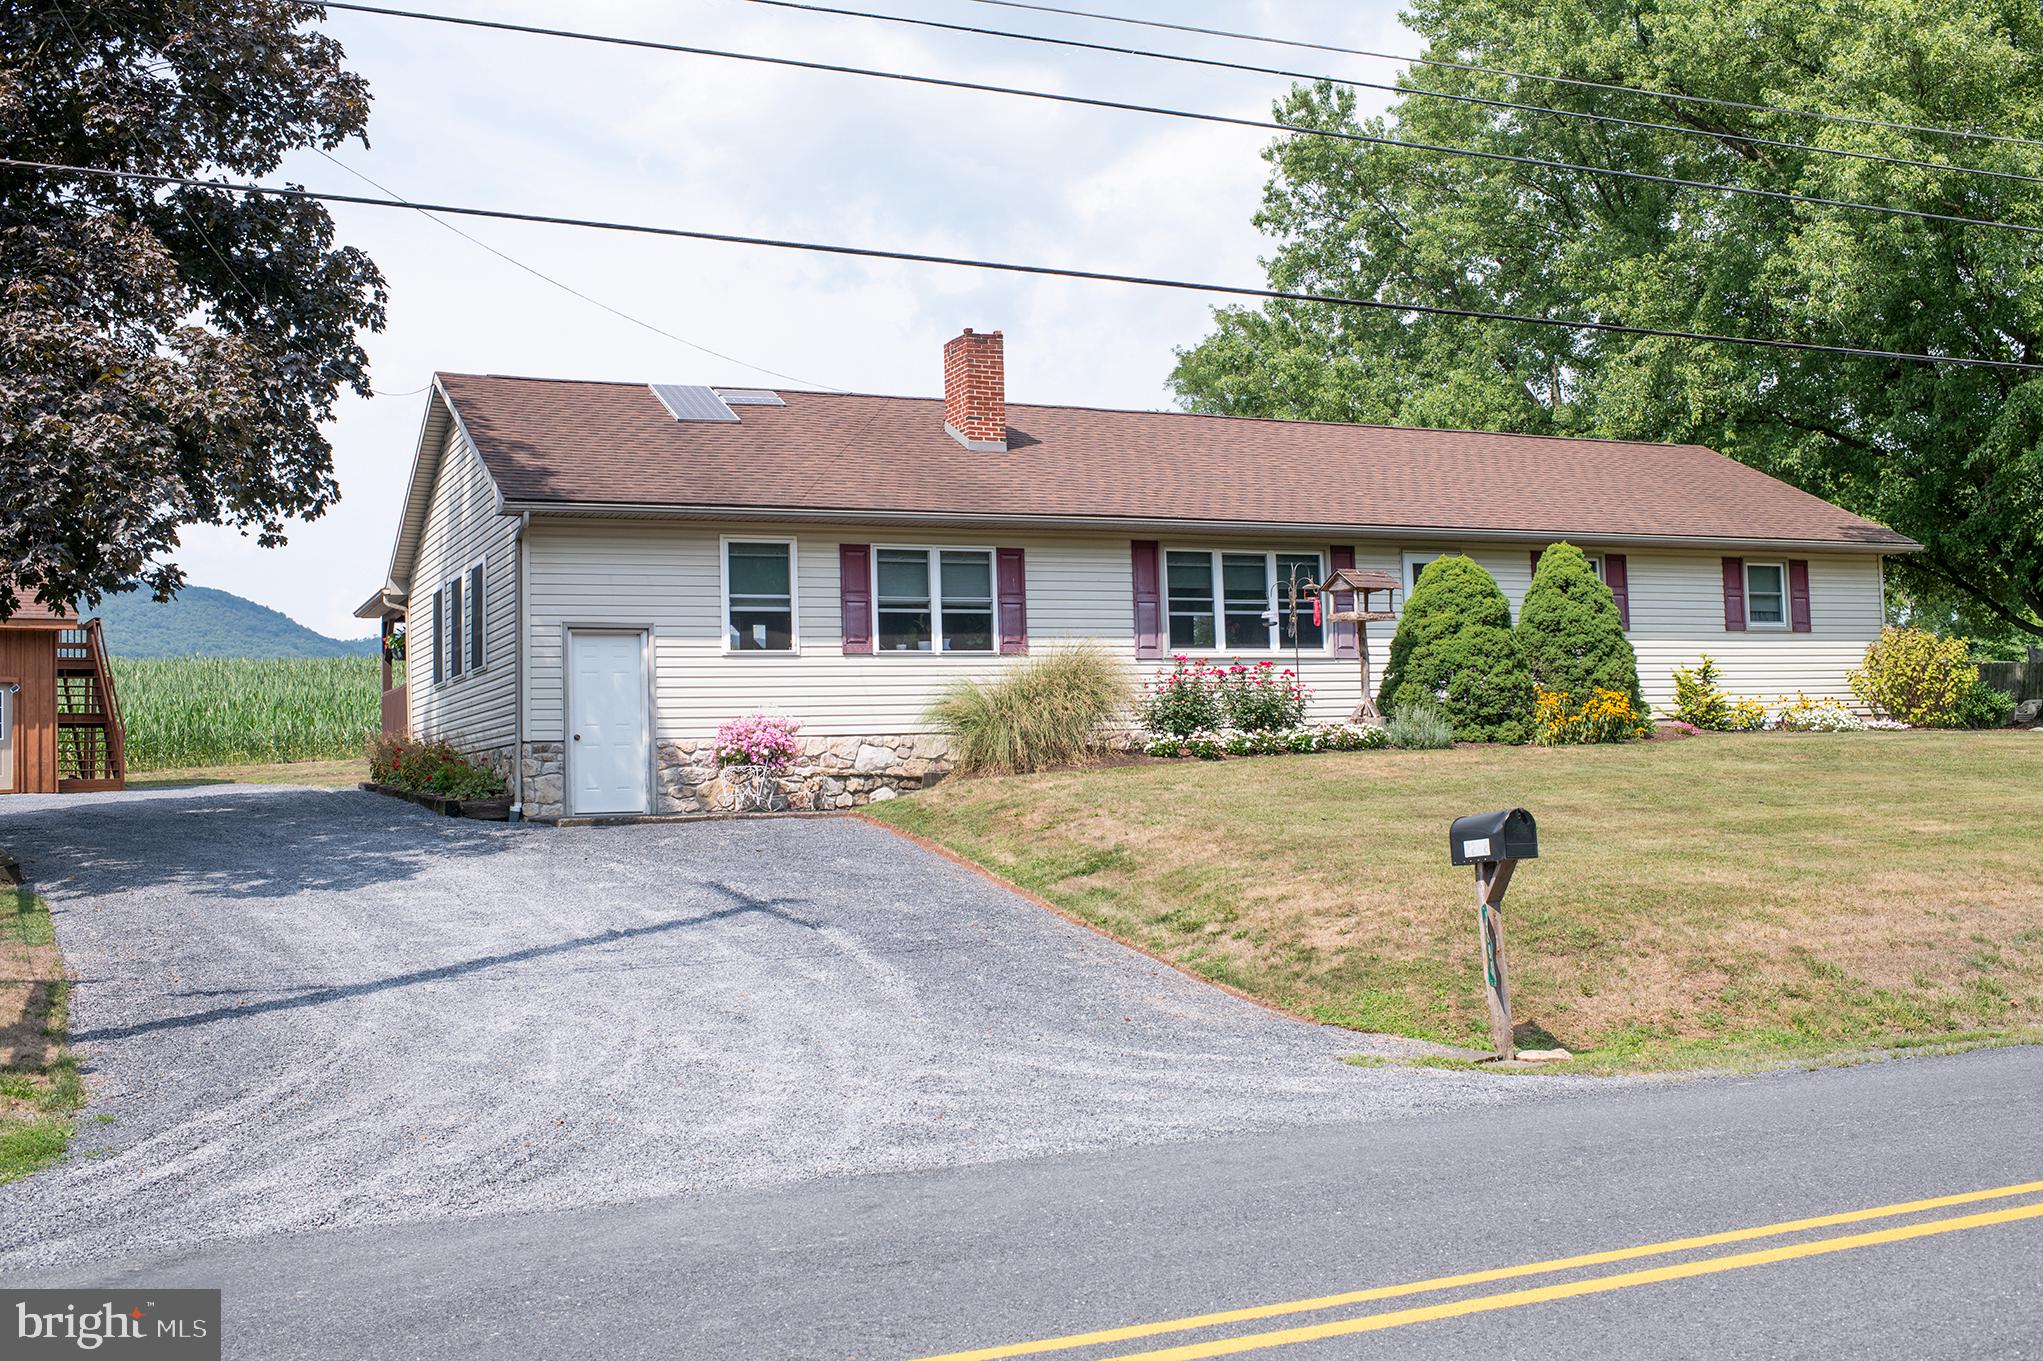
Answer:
[521, 741, 567, 819]
[518, 735, 951, 820]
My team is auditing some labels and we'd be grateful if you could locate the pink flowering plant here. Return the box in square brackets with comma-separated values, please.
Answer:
[1215, 659, 1310, 732]
[1137, 656, 1313, 737]
[714, 713, 802, 772]
[1138, 656, 1226, 737]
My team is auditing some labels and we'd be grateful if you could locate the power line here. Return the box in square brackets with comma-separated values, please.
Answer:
[742, 0, 2043, 191]
[960, 0, 2043, 152]
[9, 155, 2036, 373]
[304, 2, 2043, 241]
[314, 150, 845, 391]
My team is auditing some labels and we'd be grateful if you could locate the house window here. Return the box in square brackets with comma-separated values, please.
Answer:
[431, 588, 445, 685]
[1745, 561, 1787, 628]
[1166, 551, 1216, 649]
[1402, 549, 1461, 590]
[724, 539, 797, 652]
[446, 573, 464, 680]
[1164, 550, 1326, 652]
[468, 561, 485, 672]
[1275, 553, 1325, 650]
[874, 547, 996, 653]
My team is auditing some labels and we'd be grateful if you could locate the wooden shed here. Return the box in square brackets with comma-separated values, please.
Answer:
[0, 596, 125, 794]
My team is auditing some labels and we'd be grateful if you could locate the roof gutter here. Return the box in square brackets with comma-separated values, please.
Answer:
[493, 499, 1920, 555]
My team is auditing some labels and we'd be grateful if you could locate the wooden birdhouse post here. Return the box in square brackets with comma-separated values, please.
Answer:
[1321, 567, 1401, 722]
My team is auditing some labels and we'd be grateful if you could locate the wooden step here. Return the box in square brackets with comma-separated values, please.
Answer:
[58, 778, 126, 793]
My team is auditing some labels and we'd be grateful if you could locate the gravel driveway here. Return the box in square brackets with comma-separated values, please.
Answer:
[1, 785, 1595, 1269]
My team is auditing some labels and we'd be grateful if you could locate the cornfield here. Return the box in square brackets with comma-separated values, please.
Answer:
[112, 656, 380, 771]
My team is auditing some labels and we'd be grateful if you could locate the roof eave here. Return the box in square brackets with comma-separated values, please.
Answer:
[495, 498, 1917, 554]
[382, 378, 499, 595]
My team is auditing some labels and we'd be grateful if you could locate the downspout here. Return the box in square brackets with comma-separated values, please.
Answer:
[509, 512, 531, 823]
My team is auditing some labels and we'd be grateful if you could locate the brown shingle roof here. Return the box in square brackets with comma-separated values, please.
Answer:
[436, 373, 1914, 550]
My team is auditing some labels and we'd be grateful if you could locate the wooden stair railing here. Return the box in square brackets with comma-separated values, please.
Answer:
[55, 619, 126, 790]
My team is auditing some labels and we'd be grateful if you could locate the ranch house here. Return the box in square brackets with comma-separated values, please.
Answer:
[356, 328, 1915, 820]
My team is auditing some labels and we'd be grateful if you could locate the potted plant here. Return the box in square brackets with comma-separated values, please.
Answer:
[713, 713, 802, 812]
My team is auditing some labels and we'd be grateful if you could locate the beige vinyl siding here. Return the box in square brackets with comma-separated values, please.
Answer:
[524, 521, 1365, 740]
[405, 424, 518, 760]
[522, 520, 1891, 739]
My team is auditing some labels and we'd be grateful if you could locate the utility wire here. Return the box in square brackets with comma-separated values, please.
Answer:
[9, 156, 2037, 373]
[304, 2, 2043, 241]
[960, 0, 2043, 151]
[742, 0, 2043, 191]
[314, 150, 845, 391]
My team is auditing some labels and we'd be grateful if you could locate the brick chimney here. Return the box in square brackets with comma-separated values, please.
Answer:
[943, 328, 1007, 452]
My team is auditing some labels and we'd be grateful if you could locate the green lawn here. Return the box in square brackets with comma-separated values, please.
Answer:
[869, 732, 2043, 1071]
[0, 889, 82, 1183]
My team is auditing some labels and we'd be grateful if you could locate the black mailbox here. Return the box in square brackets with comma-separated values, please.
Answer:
[1449, 808, 1538, 866]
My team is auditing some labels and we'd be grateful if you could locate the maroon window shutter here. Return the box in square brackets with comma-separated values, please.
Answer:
[1329, 545, 1358, 658]
[1531, 548, 1544, 578]
[1131, 540, 1163, 659]
[839, 543, 872, 654]
[1789, 559, 1812, 633]
[1722, 557, 1747, 631]
[1605, 553, 1630, 630]
[997, 547, 1029, 655]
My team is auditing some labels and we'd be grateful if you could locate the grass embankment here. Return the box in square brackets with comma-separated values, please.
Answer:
[869, 733, 2043, 1072]
[127, 757, 370, 790]
[0, 888, 82, 1182]
[113, 656, 378, 771]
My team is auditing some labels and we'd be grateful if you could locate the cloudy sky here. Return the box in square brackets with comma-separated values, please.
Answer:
[177, 0, 1412, 638]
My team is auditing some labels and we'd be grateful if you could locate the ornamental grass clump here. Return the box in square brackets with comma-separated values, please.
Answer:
[1517, 543, 1643, 715]
[926, 646, 1132, 774]
[1377, 555, 1534, 743]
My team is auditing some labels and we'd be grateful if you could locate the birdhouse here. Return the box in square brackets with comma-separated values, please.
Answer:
[1322, 567, 1400, 721]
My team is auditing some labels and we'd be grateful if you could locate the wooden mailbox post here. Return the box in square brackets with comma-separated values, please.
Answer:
[1448, 808, 1539, 1060]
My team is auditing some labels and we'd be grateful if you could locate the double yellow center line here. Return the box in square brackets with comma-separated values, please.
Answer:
[913, 1178, 2043, 1361]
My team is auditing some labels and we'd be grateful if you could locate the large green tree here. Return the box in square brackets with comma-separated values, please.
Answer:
[1173, 0, 2043, 643]
[0, 1, 385, 618]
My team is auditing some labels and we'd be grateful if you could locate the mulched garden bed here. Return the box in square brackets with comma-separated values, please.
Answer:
[358, 782, 513, 821]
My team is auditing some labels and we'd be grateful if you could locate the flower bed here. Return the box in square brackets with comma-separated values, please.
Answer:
[364, 735, 511, 819]
[1533, 684, 1650, 745]
[1143, 723, 1387, 760]
[1139, 657, 1309, 737]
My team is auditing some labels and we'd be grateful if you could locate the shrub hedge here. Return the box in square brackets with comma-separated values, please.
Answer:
[1517, 542, 1644, 716]
[1378, 555, 1534, 743]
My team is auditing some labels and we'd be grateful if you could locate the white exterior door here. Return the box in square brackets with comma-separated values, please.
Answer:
[568, 630, 648, 815]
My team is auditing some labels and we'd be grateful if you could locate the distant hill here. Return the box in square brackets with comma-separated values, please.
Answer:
[87, 586, 380, 659]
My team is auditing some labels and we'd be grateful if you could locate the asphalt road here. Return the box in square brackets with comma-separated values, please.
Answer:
[14, 1045, 2042, 1360]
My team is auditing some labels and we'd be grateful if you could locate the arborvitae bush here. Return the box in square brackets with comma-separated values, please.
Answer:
[1378, 556, 1534, 743]
[1517, 543, 1644, 714]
